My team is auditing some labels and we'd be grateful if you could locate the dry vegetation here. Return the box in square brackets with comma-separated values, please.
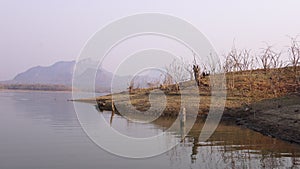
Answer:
[223, 38, 299, 106]
[72, 37, 300, 144]
[94, 37, 300, 114]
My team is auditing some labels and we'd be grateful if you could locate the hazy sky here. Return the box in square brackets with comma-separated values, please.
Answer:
[1, 0, 300, 80]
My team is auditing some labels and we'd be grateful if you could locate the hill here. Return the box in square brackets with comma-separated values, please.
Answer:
[1, 60, 157, 92]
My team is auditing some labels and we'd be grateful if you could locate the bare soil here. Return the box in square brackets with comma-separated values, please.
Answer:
[225, 92, 300, 144]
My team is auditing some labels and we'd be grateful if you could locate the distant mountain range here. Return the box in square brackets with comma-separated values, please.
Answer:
[10, 61, 76, 85]
[1, 61, 117, 92]
[1, 60, 162, 92]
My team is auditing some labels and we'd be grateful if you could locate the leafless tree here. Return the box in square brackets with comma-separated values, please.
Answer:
[128, 80, 134, 93]
[257, 45, 281, 72]
[165, 57, 190, 83]
[287, 36, 300, 84]
[240, 49, 254, 71]
[223, 45, 244, 89]
[191, 52, 201, 86]
[256, 44, 283, 96]
[288, 36, 300, 68]
[183, 63, 194, 81]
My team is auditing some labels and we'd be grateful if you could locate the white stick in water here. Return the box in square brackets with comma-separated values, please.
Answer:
[180, 107, 186, 124]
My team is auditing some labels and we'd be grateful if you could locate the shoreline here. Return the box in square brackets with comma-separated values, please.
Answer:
[222, 92, 300, 144]
[87, 89, 300, 145]
[0, 88, 72, 93]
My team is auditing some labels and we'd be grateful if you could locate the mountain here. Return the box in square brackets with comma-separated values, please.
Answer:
[11, 61, 75, 85]
[2, 61, 119, 92]
[1, 60, 167, 92]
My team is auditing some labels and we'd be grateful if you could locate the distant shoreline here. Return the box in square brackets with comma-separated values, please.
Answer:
[0, 84, 111, 93]
[0, 88, 73, 93]
[0, 83, 72, 92]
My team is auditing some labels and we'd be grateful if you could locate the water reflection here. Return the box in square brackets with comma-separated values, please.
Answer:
[2, 91, 300, 169]
[98, 107, 300, 168]
[10, 91, 77, 125]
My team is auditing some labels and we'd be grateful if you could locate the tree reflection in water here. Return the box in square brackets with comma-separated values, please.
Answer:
[96, 107, 300, 168]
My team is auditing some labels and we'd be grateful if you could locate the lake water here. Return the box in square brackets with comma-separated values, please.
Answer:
[1, 91, 300, 169]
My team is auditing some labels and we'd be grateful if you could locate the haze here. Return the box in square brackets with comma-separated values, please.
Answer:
[1, 0, 300, 80]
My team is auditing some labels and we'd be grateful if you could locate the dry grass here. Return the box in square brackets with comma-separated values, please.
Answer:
[90, 66, 300, 117]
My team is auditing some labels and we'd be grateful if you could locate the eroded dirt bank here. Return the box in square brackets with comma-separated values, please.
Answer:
[224, 92, 300, 144]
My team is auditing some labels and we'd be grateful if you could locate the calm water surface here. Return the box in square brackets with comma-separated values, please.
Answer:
[1, 91, 300, 169]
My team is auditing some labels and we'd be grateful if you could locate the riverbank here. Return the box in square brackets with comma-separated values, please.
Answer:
[224, 92, 300, 144]
[75, 66, 300, 144]
[89, 90, 300, 144]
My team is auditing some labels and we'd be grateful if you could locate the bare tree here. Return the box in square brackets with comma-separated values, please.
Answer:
[256, 44, 283, 96]
[191, 52, 201, 86]
[128, 80, 134, 93]
[270, 52, 283, 96]
[183, 63, 194, 81]
[223, 45, 243, 89]
[257, 45, 280, 72]
[288, 37, 300, 69]
[223, 53, 233, 73]
[225, 48, 253, 71]
[165, 57, 190, 83]
[240, 49, 253, 71]
[287, 36, 300, 84]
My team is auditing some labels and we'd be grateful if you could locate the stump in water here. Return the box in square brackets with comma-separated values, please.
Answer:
[180, 107, 186, 126]
[111, 100, 115, 112]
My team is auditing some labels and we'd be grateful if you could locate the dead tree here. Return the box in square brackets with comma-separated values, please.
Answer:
[191, 52, 201, 86]
[193, 64, 201, 86]
[257, 45, 283, 95]
[184, 63, 194, 81]
[257, 45, 278, 73]
[288, 36, 300, 85]
[165, 58, 190, 83]
[223, 46, 241, 89]
[128, 80, 134, 93]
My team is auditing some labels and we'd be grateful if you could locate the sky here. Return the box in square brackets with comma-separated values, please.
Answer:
[1, 0, 300, 80]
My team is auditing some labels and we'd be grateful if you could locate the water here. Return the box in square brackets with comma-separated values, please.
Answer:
[1, 91, 300, 169]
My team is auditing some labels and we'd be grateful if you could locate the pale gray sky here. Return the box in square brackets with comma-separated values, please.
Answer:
[1, 0, 300, 80]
